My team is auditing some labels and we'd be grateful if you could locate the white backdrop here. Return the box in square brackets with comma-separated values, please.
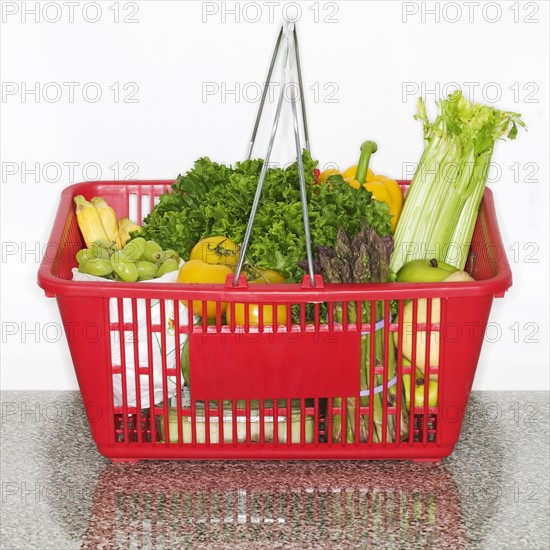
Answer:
[1, 0, 548, 391]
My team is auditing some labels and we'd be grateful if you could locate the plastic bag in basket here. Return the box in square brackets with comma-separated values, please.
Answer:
[72, 263, 190, 409]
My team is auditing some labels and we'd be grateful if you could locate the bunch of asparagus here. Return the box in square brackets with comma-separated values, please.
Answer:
[305, 226, 409, 444]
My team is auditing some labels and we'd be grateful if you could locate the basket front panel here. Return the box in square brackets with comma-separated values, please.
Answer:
[189, 329, 360, 401]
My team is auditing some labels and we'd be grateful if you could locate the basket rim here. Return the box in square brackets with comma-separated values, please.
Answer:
[37, 180, 513, 300]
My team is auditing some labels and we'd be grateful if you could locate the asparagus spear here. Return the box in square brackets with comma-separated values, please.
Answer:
[305, 225, 409, 444]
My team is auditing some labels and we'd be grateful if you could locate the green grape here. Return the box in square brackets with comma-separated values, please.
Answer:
[143, 240, 163, 263]
[76, 248, 94, 264]
[112, 251, 132, 265]
[93, 239, 113, 250]
[160, 249, 180, 263]
[137, 260, 158, 281]
[91, 242, 111, 260]
[121, 237, 146, 262]
[156, 258, 180, 278]
[84, 258, 114, 277]
[113, 261, 139, 282]
[111, 251, 125, 265]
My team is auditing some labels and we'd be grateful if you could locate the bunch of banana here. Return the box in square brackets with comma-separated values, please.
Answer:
[74, 195, 142, 249]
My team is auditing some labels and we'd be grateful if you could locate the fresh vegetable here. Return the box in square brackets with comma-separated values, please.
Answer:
[226, 302, 287, 327]
[90, 197, 122, 249]
[394, 270, 475, 372]
[307, 226, 408, 444]
[364, 178, 403, 233]
[140, 151, 392, 282]
[176, 259, 234, 318]
[396, 258, 457, 283]
[248, 267, 285, 284]
[317, 168, 341, 184]
[345, 140, 378, 187]
[74, 195, 109, 247]
[390, 91, 524, 273]
[342, 165, 374, 181]
[221, 266, 287, 325]
[190, 236, 239, 266]
[332, 141, 404, 232]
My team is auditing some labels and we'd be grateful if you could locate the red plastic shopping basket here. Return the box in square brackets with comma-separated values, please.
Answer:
[37, 179, 512, 462]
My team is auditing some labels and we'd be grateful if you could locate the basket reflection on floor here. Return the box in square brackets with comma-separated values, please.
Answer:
[82, 462, 467, 549]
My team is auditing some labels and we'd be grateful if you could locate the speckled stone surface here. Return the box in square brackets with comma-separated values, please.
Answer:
[1, 391, 548, 549]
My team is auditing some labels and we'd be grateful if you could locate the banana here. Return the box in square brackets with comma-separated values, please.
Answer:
[74, 195, 109, 248]
[118, 217, 142, 246]
[91, 197, 121, 249]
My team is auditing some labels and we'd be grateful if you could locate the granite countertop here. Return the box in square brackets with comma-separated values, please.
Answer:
[1, 391, 548, 549]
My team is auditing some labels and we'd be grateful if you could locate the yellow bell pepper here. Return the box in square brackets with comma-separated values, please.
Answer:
[318, 168, 341, 184]
[342, 165, 374, 181]
[343, 141, 404, 232]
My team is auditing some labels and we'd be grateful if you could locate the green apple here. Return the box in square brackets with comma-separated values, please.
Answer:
[396, 258, 458, 283]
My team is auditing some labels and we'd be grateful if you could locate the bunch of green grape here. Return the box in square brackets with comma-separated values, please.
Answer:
[76, 238, 180, 282]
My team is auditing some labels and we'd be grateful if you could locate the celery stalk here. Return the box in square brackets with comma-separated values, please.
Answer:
[444, 148, 494, 268]
[390, 91, 524, 273]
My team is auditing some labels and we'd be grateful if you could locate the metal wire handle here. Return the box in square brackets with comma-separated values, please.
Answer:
[287, 25, 315, 286]
[234, 23, 316, 287]
[246, 27, 283, 161]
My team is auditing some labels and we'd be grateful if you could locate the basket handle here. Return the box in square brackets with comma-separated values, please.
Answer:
[246, 25, 310, 159]
[245, 27, 282, 161]
[234, 23, 316, 287]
